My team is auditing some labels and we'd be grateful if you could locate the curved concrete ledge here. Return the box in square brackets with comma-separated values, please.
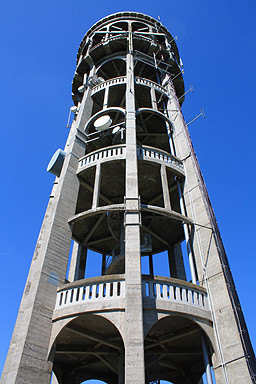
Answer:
[135, 77, 168, 96]
[77, 144, 184, 175]
[68, 204, 125, 226]
[54, 275, 125, 321]
[53, 275, 210, 323]
[91, 76, 127, 96]
[77, 12, 179, 61]
[137, 145, 184, 174]
[142, 276, 211, 321]
[90, 35, 128, 56]
[77, 144, 126, 173]
[141, 204, 193, 225]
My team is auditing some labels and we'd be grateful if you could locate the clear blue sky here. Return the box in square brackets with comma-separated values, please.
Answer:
[1, 0, 256, 379]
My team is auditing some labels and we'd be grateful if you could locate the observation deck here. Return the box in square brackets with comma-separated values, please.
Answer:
[53, 275, 210, 322]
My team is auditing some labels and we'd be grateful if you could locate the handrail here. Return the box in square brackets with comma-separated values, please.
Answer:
[55, 277, 125, 310]
[54, 275, 208, 314]
[91, 76, 127, 94]
[142, 277, 208, 310]
[135, 77, 168, 95]
[78, 144, 126, 170]
[137, 146, 183, 170]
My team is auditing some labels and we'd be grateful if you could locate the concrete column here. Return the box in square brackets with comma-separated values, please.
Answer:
[68, 242, 87, 282]
[101, 253, 106, 275]
[68, 241, 79, 282]
[103, 85, 110, 109]
[1, 132, 85, 384]
[118, 353, 125, 384]
[166, 122, 176, 156]
[160, 163, 171, 210]
[168, 247, 177, 278]
[124, 32, 145, 383]
[68, 244, 87, 281]
[166, 82, 255, 382]
[92, 163, 102, 209]
[173, 244, 187, 280]
[149, 254, 154, 276]
[150, 87, 158, 110]
[1, 74, 94, 384]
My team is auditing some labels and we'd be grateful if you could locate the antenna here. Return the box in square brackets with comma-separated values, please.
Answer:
[169, 36, 178, 45]
[186, 108, 206, 126]
[172, 69, 184, 81]
[178, 84, 194, 101]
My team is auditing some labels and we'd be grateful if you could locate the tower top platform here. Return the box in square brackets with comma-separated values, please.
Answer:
[77, 11, 181, 62]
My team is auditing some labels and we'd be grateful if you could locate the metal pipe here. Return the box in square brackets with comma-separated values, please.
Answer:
[201, 333, 214, 384]
[176, 178, 197, 284]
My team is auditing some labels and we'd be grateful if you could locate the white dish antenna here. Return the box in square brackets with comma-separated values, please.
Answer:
[112, 126, 121, 134]
[94, 115, 112, 131]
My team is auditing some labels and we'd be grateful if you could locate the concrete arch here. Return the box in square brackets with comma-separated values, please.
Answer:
[144, 314, 214, 384]
[50, 313, 125, 384]
[96, 57, 126, 79]
[144, 311, 215, 352]
[49, 311, 126, 357]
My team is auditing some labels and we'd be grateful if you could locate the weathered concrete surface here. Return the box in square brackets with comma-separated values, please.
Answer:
[1, 85, 93, 384]
[168, 84, 254, 383]
[124, 49, 145, 384]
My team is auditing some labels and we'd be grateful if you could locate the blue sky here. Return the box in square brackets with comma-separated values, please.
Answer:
[1, 0, 256, 379]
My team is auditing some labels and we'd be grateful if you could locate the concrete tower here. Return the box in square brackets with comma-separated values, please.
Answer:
[2, 11, 255, 384]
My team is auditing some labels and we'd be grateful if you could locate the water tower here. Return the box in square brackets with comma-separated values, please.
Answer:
[2, 12, 255, 384]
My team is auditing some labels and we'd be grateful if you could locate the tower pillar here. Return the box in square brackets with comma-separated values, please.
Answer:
[124, 48, 145, 384]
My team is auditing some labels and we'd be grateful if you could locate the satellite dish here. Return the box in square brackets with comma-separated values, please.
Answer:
[94, 115, 112, 131]
[112, 126, 121, 134]
[47, 149, 66, 177]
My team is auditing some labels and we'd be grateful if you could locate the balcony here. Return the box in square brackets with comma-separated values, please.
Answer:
[53, 275, 210, 322]
[91, 76, 127, 96]
[53, 275, 125, 321]
[77, 144, 183, 175]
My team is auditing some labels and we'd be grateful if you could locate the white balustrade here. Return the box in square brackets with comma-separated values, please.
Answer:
[55, 277, 208, 316]
[142, 278, 208, 310]
[137, 146, 183, 170]
[78, 145, 183, 172]
[91, 76, 126, 94]
[55, 279, 125, 310]
[78, 145, 126, 170]
[135, 77, 168, 96]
